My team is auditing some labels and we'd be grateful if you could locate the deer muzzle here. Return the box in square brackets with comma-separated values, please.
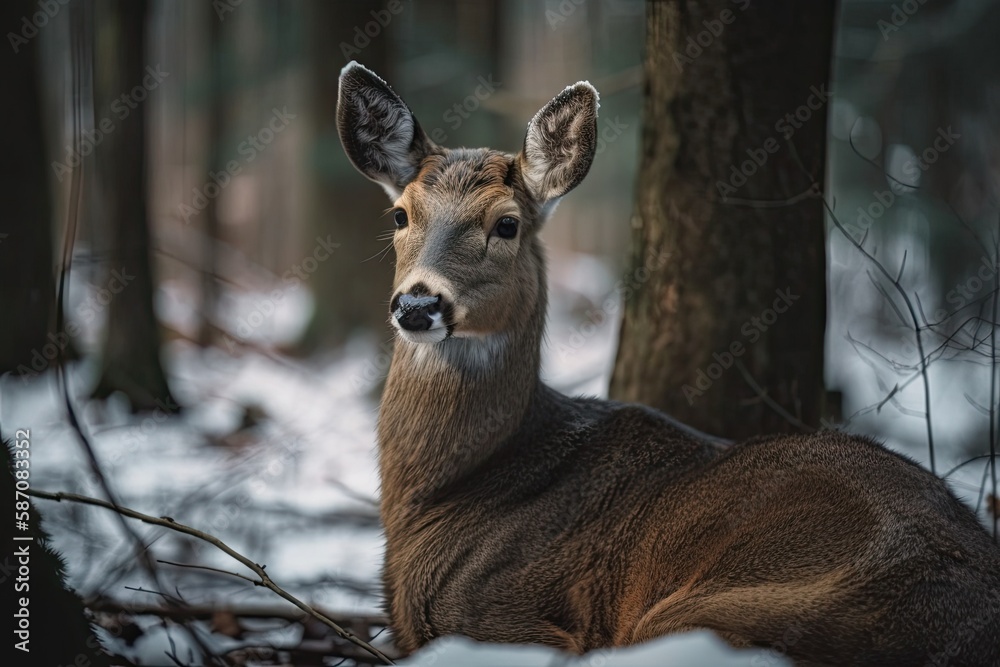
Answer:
[393, 293, 443, 332]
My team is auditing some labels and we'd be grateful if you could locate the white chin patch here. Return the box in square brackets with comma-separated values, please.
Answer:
[393, 312, 449, 344]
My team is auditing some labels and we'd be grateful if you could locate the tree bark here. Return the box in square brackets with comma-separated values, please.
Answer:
[92, 0, 177, 413]
[0, 0, 56, 377]
[610, 0, 836, 439]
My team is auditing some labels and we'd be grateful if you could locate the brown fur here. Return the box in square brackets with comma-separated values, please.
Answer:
[337, 62, 1000, 666]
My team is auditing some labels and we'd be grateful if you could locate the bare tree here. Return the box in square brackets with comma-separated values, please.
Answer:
[298, 0, 396, 351]
[91, 0, 177, 412]
[611, 0, 836, 439]
[198, 2, 224, 348]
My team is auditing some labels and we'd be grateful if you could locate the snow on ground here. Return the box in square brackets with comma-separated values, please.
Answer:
[1, 249, 994, 664]
[0, 250, 624, 656]
[398, 632, 792, 666]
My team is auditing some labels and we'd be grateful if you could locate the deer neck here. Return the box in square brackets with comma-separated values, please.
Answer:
[377, 276, 547, 523]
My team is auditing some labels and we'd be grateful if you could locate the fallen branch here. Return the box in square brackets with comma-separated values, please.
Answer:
[86, 597, 388, 627]
[88, 597, 391, 664]
[30, 488, 394, 665]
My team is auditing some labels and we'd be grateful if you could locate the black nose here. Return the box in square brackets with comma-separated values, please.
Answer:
[393, 293, 442, 331]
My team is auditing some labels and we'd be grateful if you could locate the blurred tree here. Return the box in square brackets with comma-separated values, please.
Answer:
[91, 0, 177, 412]
[198, 3, 224, 348]
[298, 0, 396, 351]
[0, 0, 57, 376]
[610, 0, 836, 439]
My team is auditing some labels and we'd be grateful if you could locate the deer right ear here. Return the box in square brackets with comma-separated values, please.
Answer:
[518, 82, 599, 204]
[337, 62, 437, 199]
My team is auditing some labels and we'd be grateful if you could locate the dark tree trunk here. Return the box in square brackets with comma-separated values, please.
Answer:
[0, 0, 56, 377]
[199, 4, 224, 348]
[297, 0, 395, 352]
[92, 0, 177, 413]
[610, 0, 837, 439]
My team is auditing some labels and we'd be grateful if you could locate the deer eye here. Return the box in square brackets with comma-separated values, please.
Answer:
[393, 209, 408, 228]
[494, 216, 518, 239]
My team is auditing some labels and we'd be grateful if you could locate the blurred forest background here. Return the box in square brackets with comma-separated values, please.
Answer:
[2, 0, 1000, 665]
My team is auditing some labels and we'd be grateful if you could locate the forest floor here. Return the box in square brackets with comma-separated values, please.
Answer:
[3, 250, 991, 665]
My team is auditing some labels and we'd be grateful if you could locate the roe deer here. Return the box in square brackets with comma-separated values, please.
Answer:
[336, 62, 1000, 665]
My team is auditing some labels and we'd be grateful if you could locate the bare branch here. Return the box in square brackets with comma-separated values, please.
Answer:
[942, 455, 995, 480]
[823, 195, 937, 473]
[866, 270, 908, 328]
[847, 120, 920, 191]
[895, 250, 908, 285]
[733, 360, 816, 432]
[30, 488, 395, 665]
[157, 560, 259, 585]
[718, 183, 821, 208]
[87, 597, 388, 627]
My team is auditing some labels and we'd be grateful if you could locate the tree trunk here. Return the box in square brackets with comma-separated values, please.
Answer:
[198, 4, 224, 348]
[0, 0, 56, 377]
[297, 0, 395, 352]
[92, 0, 177, 413]
[609, 0, 836, 439]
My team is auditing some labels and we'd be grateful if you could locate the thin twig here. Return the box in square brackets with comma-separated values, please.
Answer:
[835, 135, 941, 472]
[847, 121, 920, 191]
[733, 360, 816, 432]
[990, 212, 999, 541]
[157, 560, 259, 585]
[942, 454, 996, 480]
[718, 184, 821, 208]
[823, 196, 937, 473]
[87, 598, 388, 625]
[56, 10, 222, 663]
[30, 488, 394, 665]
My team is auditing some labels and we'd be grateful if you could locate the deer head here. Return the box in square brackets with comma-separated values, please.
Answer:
[337, 62, 599, 348]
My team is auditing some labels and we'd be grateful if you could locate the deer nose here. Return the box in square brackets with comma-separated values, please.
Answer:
[392, 293, 442, 332]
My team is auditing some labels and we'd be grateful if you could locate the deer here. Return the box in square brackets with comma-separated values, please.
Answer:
[336, 61, 1000, 666]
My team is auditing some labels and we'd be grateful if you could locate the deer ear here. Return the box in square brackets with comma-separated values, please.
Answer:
[337, 61, 438, 198]
[518, 82, 599, 204]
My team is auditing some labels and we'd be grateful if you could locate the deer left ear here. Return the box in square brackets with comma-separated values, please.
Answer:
[518, 82, 599, 204]
[337, 61, 438, 199]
